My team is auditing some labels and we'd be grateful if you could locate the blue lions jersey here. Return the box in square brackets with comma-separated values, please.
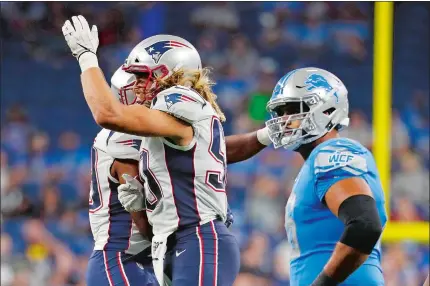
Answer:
[285, 138, 387, 286]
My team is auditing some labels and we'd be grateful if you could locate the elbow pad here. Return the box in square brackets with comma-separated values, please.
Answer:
[338, 195, 383, 254]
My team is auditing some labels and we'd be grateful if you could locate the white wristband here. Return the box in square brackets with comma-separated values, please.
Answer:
[256, 127, 271, 146]
[79, 52, 99, 73]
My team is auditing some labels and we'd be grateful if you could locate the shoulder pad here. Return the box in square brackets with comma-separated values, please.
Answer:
[94, 129, 141, 161]
[151, 85, 216, 123]
[313, 141, 368, 177]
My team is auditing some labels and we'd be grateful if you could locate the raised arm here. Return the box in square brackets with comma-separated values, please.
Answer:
[312, 177, 383, 285]
[80, 68, 192, 141]
[225, 127, 271, 164]
[62, 16, 192, 142]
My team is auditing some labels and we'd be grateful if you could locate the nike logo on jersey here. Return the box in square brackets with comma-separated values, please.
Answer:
[176, 249, 186, 257]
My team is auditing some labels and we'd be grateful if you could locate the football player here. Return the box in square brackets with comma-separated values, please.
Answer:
[89, 67, 238, 286]
[87, 67, 157, 286]
[62, 16, 271, 286]
[265, 67, 387, 285]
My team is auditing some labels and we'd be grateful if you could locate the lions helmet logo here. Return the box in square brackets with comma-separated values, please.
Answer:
[145, 41, 191, 64]
[305, 74, 339, 102]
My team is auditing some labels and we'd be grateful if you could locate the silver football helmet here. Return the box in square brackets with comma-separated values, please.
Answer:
[266, 67, 350, 150]
[122, 34, 202, 100]
[111, 67, 137, 105]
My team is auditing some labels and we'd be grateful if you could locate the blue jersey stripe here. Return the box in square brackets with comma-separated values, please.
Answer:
[315, 165, 335, 171]
[345, 164, 367, 174]
[318, 149, 336, 154]
[164, 144, 200, 228]
[89, 147, 103, 212]
[104, 179, 133, 251]
[106, 130, 115, 146]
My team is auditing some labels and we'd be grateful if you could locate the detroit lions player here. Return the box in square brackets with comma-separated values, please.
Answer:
[62, 16, 271, 286]
[266, 67, 387, 285]
[87, 67, 158, 286]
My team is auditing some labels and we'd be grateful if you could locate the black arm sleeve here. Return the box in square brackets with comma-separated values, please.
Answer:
[338, 195, 383, 254]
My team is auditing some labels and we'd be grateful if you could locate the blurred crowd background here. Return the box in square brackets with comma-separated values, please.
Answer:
[1, 2, 429, 286]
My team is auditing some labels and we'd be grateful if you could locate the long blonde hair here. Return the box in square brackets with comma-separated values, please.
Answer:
[156, 68, 226, 122]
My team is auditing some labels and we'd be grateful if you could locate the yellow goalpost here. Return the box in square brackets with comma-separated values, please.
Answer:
[372, 2, 429, 244]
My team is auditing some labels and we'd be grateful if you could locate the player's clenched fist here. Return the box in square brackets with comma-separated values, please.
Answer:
[118, 174, 146, 212]
[62, 15, 100, 72]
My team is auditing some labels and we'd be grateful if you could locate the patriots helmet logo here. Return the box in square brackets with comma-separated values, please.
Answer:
[304, 74, 339, 102]
[145, 41, 191, 64]
[165, 93, 197, 109]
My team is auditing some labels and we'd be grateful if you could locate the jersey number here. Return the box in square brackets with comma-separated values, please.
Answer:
[89, 147, 103, 212]
[285, 192, 300, 259]
[206, 117, 227, 192]
[140, 149, 163, 211]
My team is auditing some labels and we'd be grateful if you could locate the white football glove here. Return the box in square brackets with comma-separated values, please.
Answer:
[62, 15, 99, 72]
[118, 174, 145, 212]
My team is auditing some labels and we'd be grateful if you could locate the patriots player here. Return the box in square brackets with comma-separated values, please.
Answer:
[265, 67, 387, 285]
[62, 16, 271, 286]
[87, 67, 158, 286]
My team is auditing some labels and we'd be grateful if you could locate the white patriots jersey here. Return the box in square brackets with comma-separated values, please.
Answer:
[89, 128, 151, 254]
[140, 85, 228, 236]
